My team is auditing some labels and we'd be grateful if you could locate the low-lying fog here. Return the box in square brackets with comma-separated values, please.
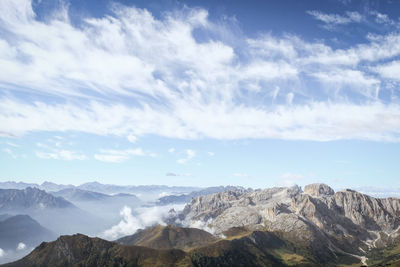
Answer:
[0, 190, 188, 264]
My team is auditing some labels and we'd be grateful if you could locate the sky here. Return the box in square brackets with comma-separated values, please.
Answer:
[0, 0, 400, 189]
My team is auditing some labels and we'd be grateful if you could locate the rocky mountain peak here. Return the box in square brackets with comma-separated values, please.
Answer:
[171, 183, 400, 264]
[0, 187, 74, 211]
[303, 183, 335, 197]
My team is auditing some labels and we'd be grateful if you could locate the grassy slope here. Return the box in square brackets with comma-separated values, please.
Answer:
[9, 226, 400, 267]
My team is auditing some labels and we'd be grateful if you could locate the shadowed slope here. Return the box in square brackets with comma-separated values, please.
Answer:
[116, 225, 217, 250]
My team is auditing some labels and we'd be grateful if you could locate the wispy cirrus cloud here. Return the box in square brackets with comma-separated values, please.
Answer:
[177, 149, 196, 164]
[165, 172, 193, 177]
[35, 141, 86, 160]
[307, 9, 399, 30]
[0, 0, 399, 142]
[2, 148, 18, 159]
[307, 10, 362, 27]
[36, 150, 86, 160]
[94, 148, 154, 163]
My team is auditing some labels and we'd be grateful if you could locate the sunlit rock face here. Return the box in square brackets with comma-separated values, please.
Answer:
[304, 183, 335, 197]
[173, 183, 400, 257]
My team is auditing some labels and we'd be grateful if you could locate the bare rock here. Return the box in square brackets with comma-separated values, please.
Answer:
[304, 183, 335, 197]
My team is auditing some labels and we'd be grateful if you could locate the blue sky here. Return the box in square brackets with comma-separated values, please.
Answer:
[0, 0, 400, 189]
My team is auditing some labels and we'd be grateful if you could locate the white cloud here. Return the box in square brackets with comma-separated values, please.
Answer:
[0, 1, 399, 143]
[207, 152, 214, 156]
[370, 11, 396, 26]
[5, 141, 19, 147]
[374, 60, 400, 80]
[34, 139, 86, 160]
[177, 149, 196, 164]
[94, 148, 147, 163]
[3, 148, 17, 159]
[16, 242, 26, 250]
[2, 99, 400, 141]
[101, 206, 141, 240]
[186, 218, 216, 234]
[168, 148, 175, 153]
[36, 149, 86, 160]
[307, 10, 362, 26]
[101, 204, 185, 240]
[165, 172, 193, 177]
[286, 93, 294, 105]
[127, 134, 137, 143]
[0, 248, 4, 257]
[313, 69, 380, 86]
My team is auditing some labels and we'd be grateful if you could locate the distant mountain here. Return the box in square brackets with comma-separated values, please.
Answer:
[52, 188, 140, 203]
[52, 188, 112, 202]
[0, 187, 73, 211]
[0, 181, 201, 202]
[0, 215, 55, 250]
[77, 182, 199, 196]
[39, 182, 75, 192]
[0, 188, 105, 236]
[0, 182, 38, 190]
[157, 186, 252, 205]
[116, 225, 217, 250]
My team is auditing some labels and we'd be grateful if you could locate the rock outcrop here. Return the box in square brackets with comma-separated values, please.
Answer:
[304, 183, 335, 197]
[173, 183, 400, 260]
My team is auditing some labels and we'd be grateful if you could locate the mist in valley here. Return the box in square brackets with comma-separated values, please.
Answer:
[0, 185, 195, 264]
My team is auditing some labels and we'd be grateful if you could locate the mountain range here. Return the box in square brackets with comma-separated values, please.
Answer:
[156, 186, 252, 205]
[52, 188, 140, 203]
[0, 187, 106, 236]
[169, 183, 400, 265]
[2, 183, 400, 266]
[0, 187, 74, 211]
[0, 181, 200, 201]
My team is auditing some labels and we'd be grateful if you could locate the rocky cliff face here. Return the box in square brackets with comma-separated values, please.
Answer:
[304, 183, 335, 197]
[173, 183, 400, 261]
[0, 187, 74, 211]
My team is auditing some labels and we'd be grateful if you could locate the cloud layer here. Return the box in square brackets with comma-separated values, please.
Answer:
[101, 204, 184, 240]
[0, 0, 400, 141]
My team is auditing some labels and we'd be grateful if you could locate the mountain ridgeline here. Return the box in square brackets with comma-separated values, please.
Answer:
[0, 187, 108, 237]
[3, 183, 400, 266]
[116, 224, 218, 250]
[0, 215, 55, 250]
[156, 186, 251, 205]
[0, 187, 73, 211]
